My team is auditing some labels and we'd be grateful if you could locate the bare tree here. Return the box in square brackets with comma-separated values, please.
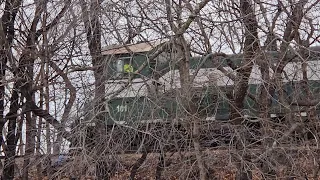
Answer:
[0, 0, 319, 179]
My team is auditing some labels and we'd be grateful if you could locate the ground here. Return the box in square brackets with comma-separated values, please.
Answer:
[10, 147, 320, 179]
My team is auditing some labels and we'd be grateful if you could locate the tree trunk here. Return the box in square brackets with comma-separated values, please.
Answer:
[0, 3, 22, 175]
[176, 37, 208, 180]
[45, 66, 51, 156]
[155, 153, 165, 180]
[3, 89, 19, 180]
[36, 116, 42, 178]
[22, 112, 36, 180]
[232, 0, 259, 179]
[81, 0, 108, 178]
[129, 150, 148, 180]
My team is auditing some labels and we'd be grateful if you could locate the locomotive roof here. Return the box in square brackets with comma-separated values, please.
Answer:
[102, 41, 320, 56]
[101, 41, 165, 55]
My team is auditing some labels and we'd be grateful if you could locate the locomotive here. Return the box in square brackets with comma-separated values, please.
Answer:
[71, 41, 320, 152]
[103, 42, 320, 125]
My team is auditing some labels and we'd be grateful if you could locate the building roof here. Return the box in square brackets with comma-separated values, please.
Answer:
[101, 41, 164, 55]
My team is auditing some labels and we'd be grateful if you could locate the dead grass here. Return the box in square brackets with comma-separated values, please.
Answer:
[10, 147, 320, 179]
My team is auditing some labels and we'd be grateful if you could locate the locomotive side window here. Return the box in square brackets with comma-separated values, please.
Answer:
[116, 59, 124, 76]
[114, 57, 134, 78]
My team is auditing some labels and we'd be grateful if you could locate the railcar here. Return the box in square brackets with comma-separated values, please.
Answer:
[103, 42, 320, 125]
[73, 42, 320, 152]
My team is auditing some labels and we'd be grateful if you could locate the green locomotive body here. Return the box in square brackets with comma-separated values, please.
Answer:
[103, 42, 320, 126]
